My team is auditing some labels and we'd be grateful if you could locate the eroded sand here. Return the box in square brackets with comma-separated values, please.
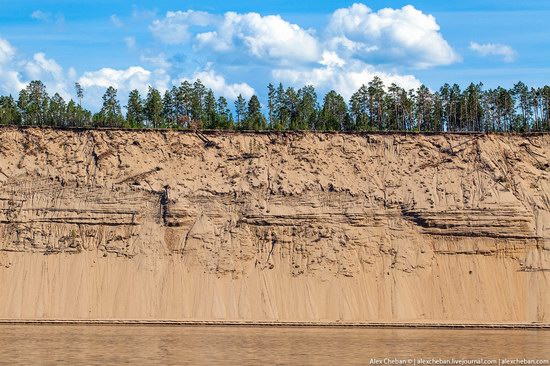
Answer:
[0, 128, 549, 322]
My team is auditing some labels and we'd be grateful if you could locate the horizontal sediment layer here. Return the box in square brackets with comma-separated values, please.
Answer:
[1, 319, 549, 329]
[0, 128, 549, 322]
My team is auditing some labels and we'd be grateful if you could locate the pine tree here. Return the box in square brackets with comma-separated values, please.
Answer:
[267, 83, 276, 128]
[350, 85, 369, 130]
[216, 96, 232, 129]
[243, 95, 266, 130]
[542, 85, 550, 131]
[320, 90, 348, 131]
[367, 76, 385, 130]
[98, 86, 124, 127]
[191, 79, 206, 122]
[274, 82, 287, 129]
[25, 80, 49, 125]
[234, 94, 246, 127]
[144, 87, 163, 128]
[75, 83, 84, 106]
[177, 81, 193, 122]
[512, 81, 531, 131]
[203, 89, 217, 129]
[47, 93, 66, 126]
[74, 82, 84, 126]
[415, 85, 432, 131]
[162, 90, 176, 128]
[386, 83, 406, 130]
[297, 85, 318, 130]
[285, 87, 299, 130]
[126, 89, 144, 128]
[0, 95, 21, 125]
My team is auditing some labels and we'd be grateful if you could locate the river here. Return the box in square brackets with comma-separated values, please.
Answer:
[0, 326, 549, 365]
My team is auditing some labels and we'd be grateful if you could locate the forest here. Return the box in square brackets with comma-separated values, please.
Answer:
[0, 78, 549, 132]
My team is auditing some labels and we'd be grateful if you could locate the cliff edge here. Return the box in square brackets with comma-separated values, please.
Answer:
[0, 127, 549, 323]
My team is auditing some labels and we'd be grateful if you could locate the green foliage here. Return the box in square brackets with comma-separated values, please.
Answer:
[234, 94, 246, 127]
[144, 87, 163, 128]
[241, 95, 266, 130]
[126, 89, 144, 128]
[1, 78, 549, 132]
[97, 86, 124, 127]
[0, 95, 21, 125]
[319, 90, 348, 131]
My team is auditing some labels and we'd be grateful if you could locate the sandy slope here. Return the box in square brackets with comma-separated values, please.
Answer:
[0, 127, 549, 322]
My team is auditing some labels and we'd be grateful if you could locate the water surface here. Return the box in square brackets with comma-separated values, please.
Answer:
[0, 325, 548, 365]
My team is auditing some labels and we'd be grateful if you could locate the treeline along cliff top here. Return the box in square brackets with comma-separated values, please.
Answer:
[0, 77, 549, 132]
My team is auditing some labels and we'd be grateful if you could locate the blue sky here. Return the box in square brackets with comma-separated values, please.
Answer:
[0, 1, 549, 110]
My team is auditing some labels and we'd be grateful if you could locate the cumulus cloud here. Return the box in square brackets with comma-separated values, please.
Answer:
[0, 38, 16, 65]
[0, 38, 26, 94]
[79, 66, 170, 93]
[469, 42, 516, 62]
[25, 53, 63, 80]
[24, 53, 72, 99]
[195, 12, 320, 64]
[327, 3, 460, 69]
[273, 60, 421, 99]
[4, 3, 462, 111]
[179, 64, 255, 100]
[0, 39, 71, 98]
[146, 3, 457, 98]
[150, 10, 216, 44]
[78, 66, 171, 110]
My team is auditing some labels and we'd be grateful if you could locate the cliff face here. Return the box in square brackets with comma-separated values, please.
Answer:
[0, 127, 549, 322]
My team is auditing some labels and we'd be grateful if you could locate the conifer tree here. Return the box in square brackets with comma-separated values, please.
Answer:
[0, 95, 21, 125]
[126, 89, 144, 128]
[243, 95, 267, 130]
[234, 94, 246, 127]
[98, 86, 124, 127]
[144, 87, 163, 128]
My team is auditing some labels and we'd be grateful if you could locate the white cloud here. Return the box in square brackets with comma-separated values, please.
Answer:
[0, 37, 175, 110]
[78, 66, 171, 110]
[4, 4, 462, 111]
[0, 39, 71, 98]
[150, 10, 216, 44]
[0, 70, 25, 96]
[31, 10, 64, 25]
[319, 51, 346, 68]
[180, 64, 255, 100]
[79, 66, 170, 93]
[132, 6, 157, 20]
[110, 14, 124, 28]
[25, 53, 63, 80]
[24, 53, 71, 99]
[469, 42, 516, 62]
[31, 10, 50, 21]
[124, 37, 136, 49]
[148, 4, 456, 96]
[273, 59, 421, 99]
[195, 12, 320, 64]
[0, 38, 29, 95]
[0, 38, 16, 65]
[140, 53, 171, 69]
[327, 3, 459, 69]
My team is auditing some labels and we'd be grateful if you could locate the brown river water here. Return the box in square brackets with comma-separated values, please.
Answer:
[0, 326, 549, 365]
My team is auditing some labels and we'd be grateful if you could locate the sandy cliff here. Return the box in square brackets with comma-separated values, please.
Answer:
[0, 127, 549, 323]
